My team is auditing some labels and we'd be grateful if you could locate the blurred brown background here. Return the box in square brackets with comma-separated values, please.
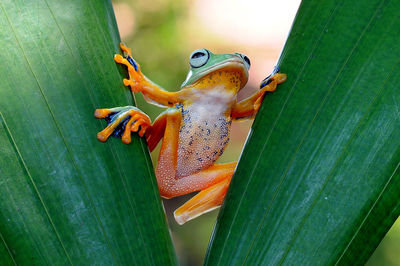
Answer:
[111, 0, 400, 265]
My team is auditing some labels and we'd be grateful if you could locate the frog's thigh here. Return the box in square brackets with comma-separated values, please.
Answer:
[173, 164, 236, 225]
[156, 109, 236, 199]
[160, 158, 236, 197]
[170, 162, 236, 197]
[155, 108, 181, 195]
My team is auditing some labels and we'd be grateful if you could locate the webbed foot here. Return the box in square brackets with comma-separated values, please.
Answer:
[174, 176, 232, 225]
[114, 43, 145, 93]
[94, 106, 151, 144]
[259, 66, 287, 91]
[254, 67, 287, 112]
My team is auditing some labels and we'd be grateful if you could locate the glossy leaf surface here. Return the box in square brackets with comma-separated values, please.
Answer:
[205, 0, 400, 264]
[0, 0, 176, 264]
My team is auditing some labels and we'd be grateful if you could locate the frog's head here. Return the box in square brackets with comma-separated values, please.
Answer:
[181, 49, 250, 90]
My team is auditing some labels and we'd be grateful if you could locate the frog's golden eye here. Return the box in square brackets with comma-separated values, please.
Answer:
[190, 49, 210, 68]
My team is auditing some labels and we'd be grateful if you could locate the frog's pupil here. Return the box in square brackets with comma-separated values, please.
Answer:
[244, 56, 251, 66]
[192, 52, 205, 59]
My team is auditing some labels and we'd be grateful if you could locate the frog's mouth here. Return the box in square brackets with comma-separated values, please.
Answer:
[182, 58, 249, 89]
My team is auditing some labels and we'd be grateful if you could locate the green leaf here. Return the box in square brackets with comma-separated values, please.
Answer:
[0, 0, 176, 264]
[205, 0, 400, 264]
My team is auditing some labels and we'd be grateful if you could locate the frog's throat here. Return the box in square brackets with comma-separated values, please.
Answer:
[181, 59, 249, 88]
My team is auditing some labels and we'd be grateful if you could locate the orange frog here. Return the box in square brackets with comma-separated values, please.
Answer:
[95, 44, 286, 224]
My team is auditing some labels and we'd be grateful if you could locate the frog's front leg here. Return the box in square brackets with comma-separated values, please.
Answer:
[156, 108, 236, 224]
[231, 70, 287, 120]
[114, 43, 182, 107]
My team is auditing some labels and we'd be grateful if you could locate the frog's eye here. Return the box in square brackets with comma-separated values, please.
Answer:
[236, 53, 251, 69]
[189, 49, 210, 68]
[243, 55, 251, 68]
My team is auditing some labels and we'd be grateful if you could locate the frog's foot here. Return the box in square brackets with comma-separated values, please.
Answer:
[94, 106, 151, 144]
[254, 67, 287, 112]
[163, 162, 236, 225]
[114, 43, 145, 93]
[259, 66, 287, 92]
[174, 177, 231, 225]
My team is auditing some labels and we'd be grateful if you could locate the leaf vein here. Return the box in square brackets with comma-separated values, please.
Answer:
[334, 162, 400, 265]
[0, 227, 17, 265]
[0, 109, 73, 265]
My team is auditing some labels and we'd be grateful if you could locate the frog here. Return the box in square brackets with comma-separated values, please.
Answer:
[95, 43, 286, 224]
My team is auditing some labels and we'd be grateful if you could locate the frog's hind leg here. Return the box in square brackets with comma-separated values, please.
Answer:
[95, 106, 151, 144]
[156, 110, 237, 224]
[155, 108, 181, 192]
[173, 164, 235, 225]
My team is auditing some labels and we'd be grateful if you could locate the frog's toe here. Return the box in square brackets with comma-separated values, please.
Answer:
[114, 54, 125, 64]
[115, 44, 140, 72]
[119, 43, 132, 57]
[119, 43, 138, 71]
[260, 66, 287, 90]
[95, 106, 150, 144]
[94, 108, 114, 119]
[274, 73, 287, 84]
[114, 54, 136, 72]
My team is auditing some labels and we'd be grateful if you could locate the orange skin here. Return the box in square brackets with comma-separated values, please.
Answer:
[95, 44, 286, 224]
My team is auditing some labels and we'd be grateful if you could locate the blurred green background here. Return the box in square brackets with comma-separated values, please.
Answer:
[111, 0, 400, 265]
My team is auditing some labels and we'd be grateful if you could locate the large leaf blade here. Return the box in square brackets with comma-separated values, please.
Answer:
[0, 0, 175, 264]
[0, 114, 71, 264]
[205, 0, 400, 264]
